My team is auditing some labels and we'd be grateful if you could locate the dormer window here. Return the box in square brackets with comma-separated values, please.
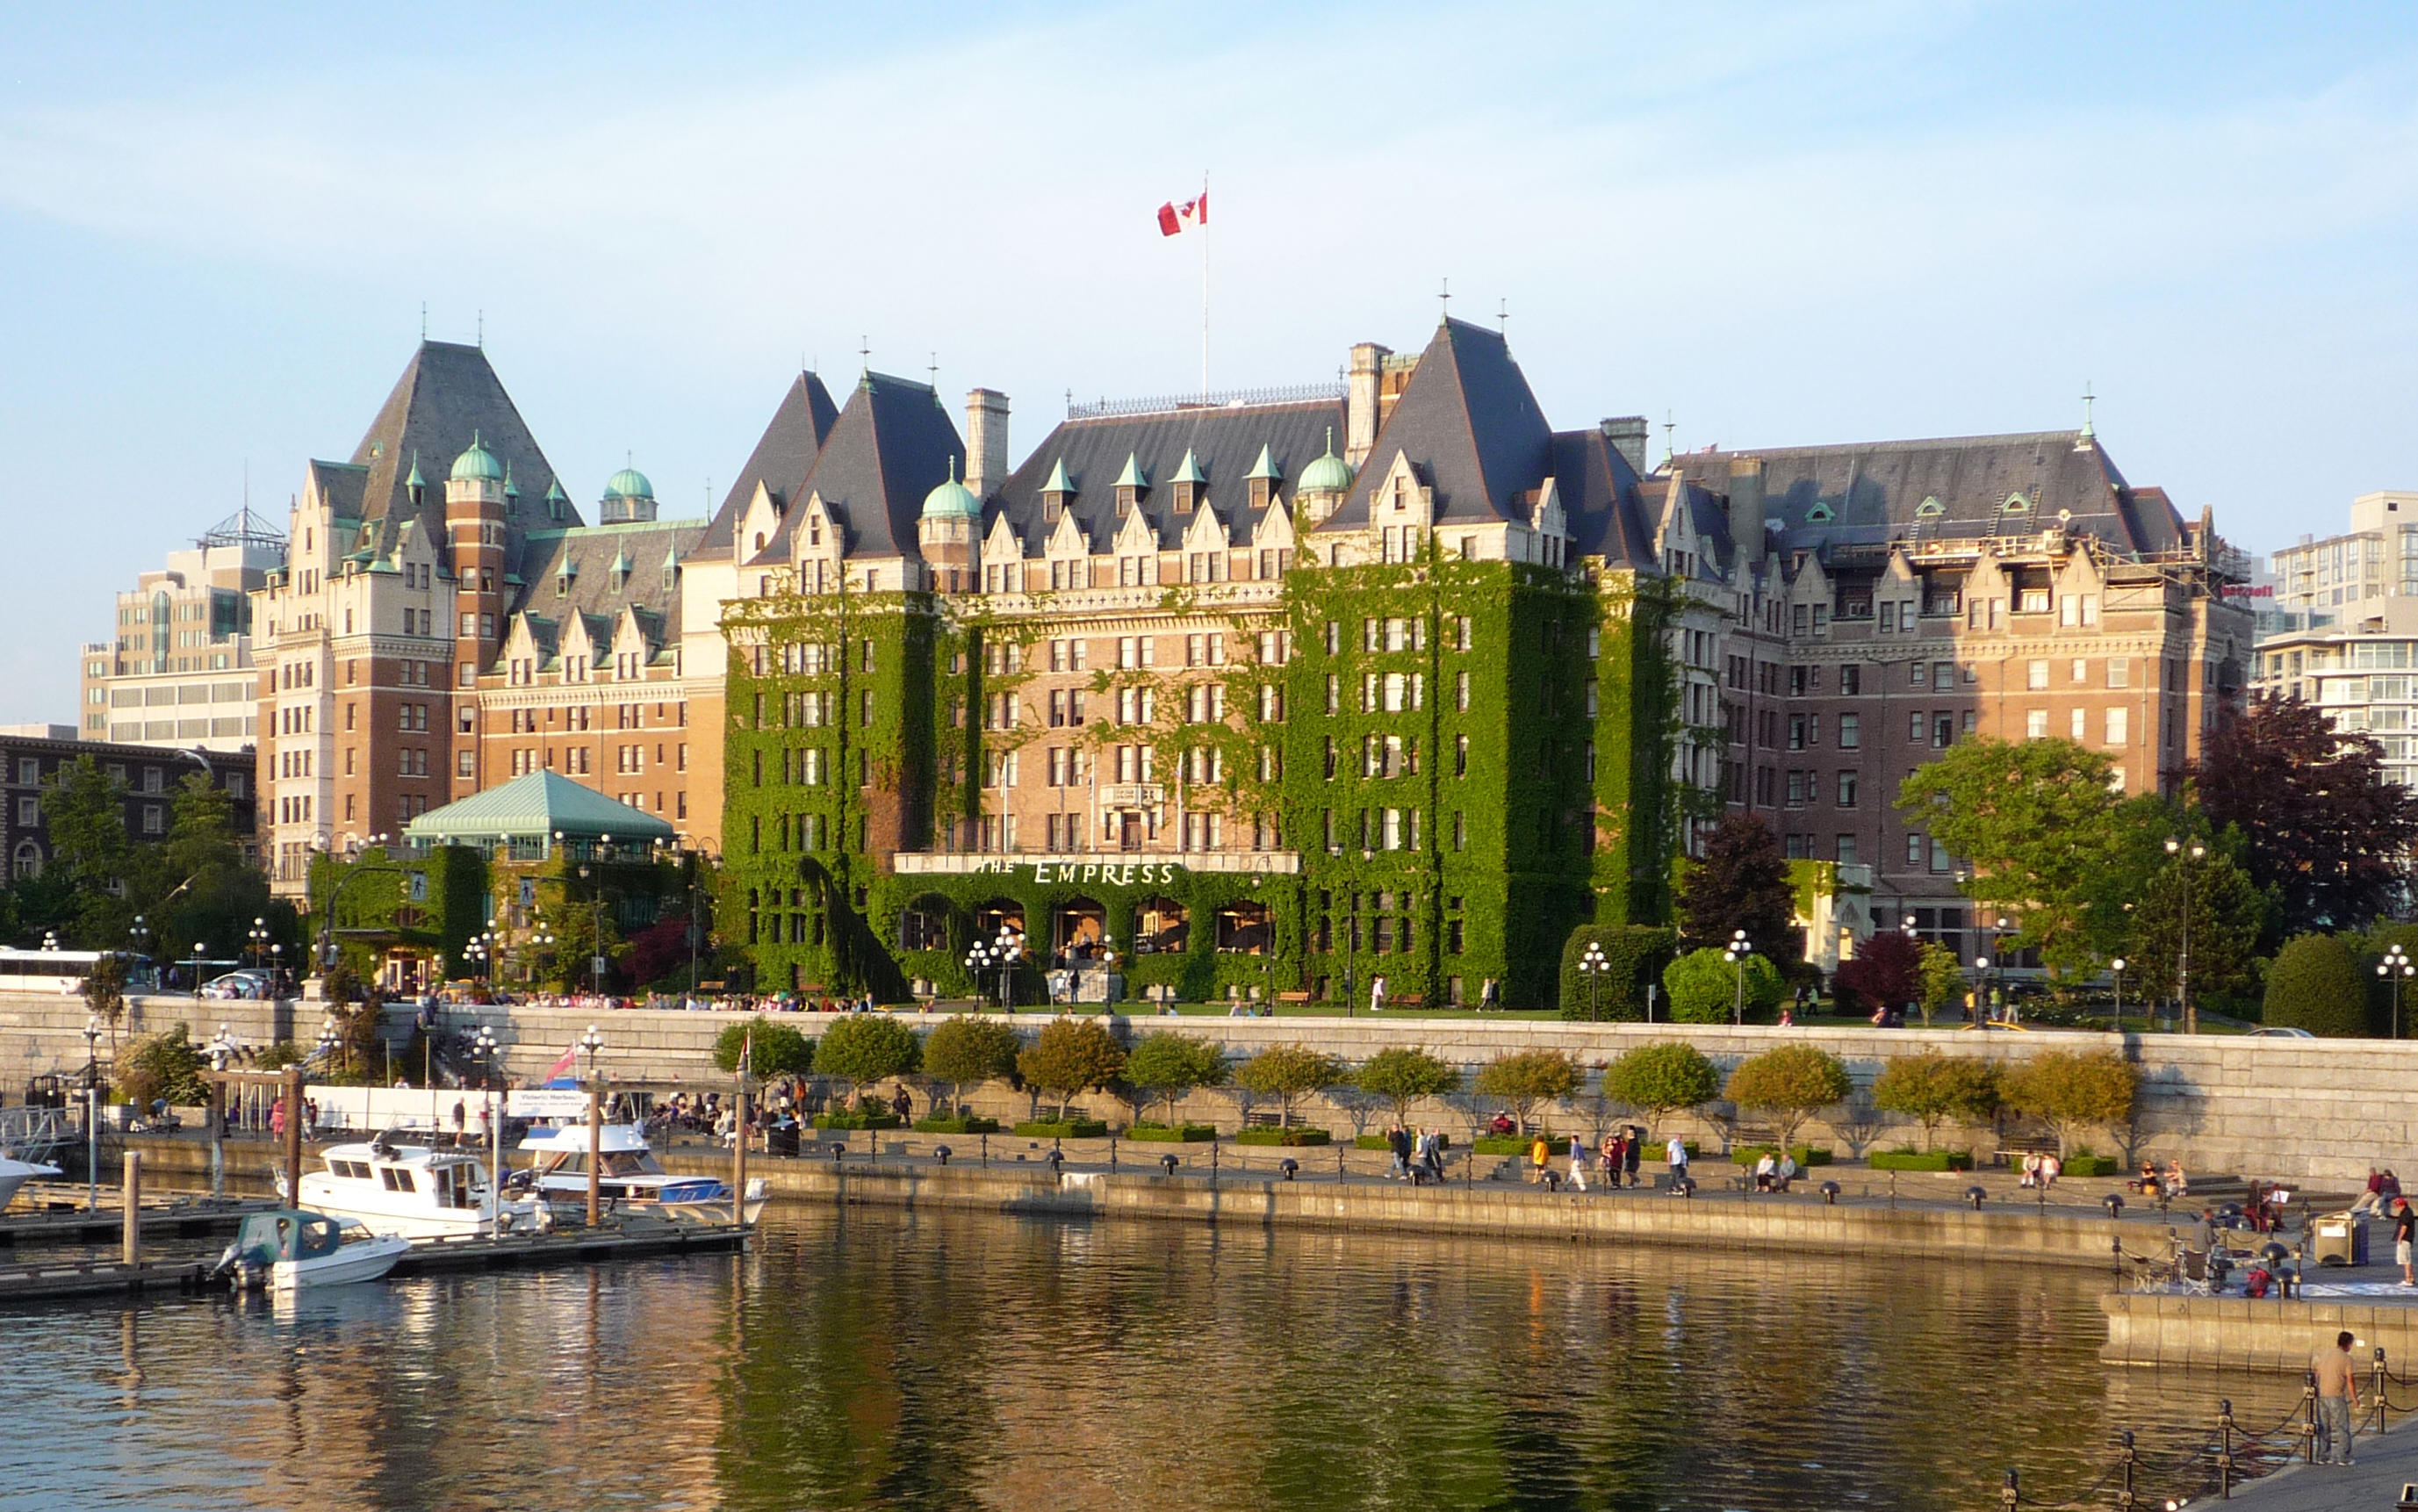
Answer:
[1112, 453, 1148, 517]
[1040, 457, 1074, 522]
[1169, 450, 1205, 515]
[1171, 482, 1198, 515]
[808, 518, 822, 547]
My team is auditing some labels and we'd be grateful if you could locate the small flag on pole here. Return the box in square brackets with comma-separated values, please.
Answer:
[1157, 192, 1208, 237]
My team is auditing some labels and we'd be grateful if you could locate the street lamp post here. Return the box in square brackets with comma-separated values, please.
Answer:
[2382, 945, 2415, 1040]
[964, 940, 997, 1008]
[2164, 837, 2208, 1034]
[128, 916, 150, 977]
[247, 917, 270, 970]
[1973, 954, 1991, 1024]
[1725, 929, 1750, 1026]
[2111, 958, 2127, 1032]
[317, 1014, 341, 1079]
[1578, 940, 1608, 1022]
[579, 1024, 607, 1227]
[82, 1013, 101, 1213]
[471, 1025, 501, 1229]
[994, 924, 1025, 1009]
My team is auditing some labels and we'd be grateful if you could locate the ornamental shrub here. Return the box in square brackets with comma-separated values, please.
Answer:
[1234, 1044, 1346, 1129]
[116, 1024, 209, 1109]
[1018, 1018, 1126, 1120]
[2000, 1049, 2139, 1159]
[1234, 1126, 1331, 1146]
[1663, 947, 1785, 1025]
[712, 1020, 816, 1078]
[1121, 1032, 1230, 1127]
[815, 1015, 920, 1101]
[2263, 932, 2369, 1038]
[921, 1015, 1024, 1115]
[1723, 1044, 1852, 1153]
[1472, 1049, 1582, 1134]
[1870, 1051, 2000, 1150]
[1868, 1148, 1974, 1172]
[1601, 1041, 1720, 1135]
[1012, 1118, 1109, 1139]
[1557, 925, 1679, 1021]
[1835, 932, 1923, 1014]
[1352, 1046, 1461, 1125]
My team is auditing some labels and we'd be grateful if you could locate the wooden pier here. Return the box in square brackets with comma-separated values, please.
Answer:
[0, 1189, 273, 1247]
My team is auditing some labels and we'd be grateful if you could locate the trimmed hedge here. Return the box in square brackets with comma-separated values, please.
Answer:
[1235, 1127, 1331, 1146]
[2060, 1154, 2121, 1178]
[2264, 932, 2370, 1038]
[911, 1115, 999, 1134]
[1558, 924, 1680, 1021]
[813, 1110, 902, 1130]
[1126, 1123, 1218, 1142]
[1012, 1119, 1108, 1139]
[1869, 1148, 1975, 1171]
[1471, 1134, 1532, 1155]
[1729, 1145, 1833, 1168]
[1647, 1141, 1701, 1162]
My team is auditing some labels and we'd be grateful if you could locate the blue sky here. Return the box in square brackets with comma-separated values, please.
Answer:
[3, 3, 2414, 721]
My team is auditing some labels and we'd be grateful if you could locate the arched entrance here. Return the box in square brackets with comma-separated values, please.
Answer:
[1053, 896, 1106, 964]
[1135, 896, 1189, 955]
[1215, 901, 1273, 954]
[973, 899, 1026, 947]
[897, 893, 953, 953]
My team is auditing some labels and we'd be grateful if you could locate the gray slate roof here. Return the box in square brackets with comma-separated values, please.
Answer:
[1662, 433, 2188, 559]
[333, 342, 572, 565]
[512, 519, 706, 649]
[1320, 319, 1555, 532]
[753, 373, 965, 565]
[692, 371, 840, 562]
[983, 398, 1346, 553]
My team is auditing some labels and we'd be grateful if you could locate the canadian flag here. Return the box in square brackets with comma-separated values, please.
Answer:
[1156, 192, 1208, 237]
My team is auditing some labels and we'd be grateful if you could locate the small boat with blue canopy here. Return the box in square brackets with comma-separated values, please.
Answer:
[215, 1208, 413, 1291]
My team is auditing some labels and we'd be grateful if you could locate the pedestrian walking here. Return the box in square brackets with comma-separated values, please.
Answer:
[1601, 1130, 1622, 1188]
[2313, 1330, 2362, 1465]
[1624, 1127, 1644, 1186]
[1369, 974, 1388, 1015]
[1566, 1134, 1588, 1192]
[2395, 1199, 2417, 1286]
[1387, 1123, 1412, 1180]
[1529, 1134, 1551, 1184]
[1665, 1134, 1689, 1180]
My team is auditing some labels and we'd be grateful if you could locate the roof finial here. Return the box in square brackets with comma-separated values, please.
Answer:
[477, 309, 484, 349]
[1438, 277, 1450, 321]
[1324, 426, 1335, 456]
[1662, 410, 1676, 467]
[859, 335, 870, 376]
[1496, 298, 1508, 335]
[928, 351, 938, 388]
[2080, 381, 2097, 441]
[420, 302, 428, 341]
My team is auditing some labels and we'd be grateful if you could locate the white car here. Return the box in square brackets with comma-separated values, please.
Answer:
[2245, 1026, 2317, 1039]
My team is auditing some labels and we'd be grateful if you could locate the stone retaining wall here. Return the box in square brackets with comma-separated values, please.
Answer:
[18, 995, 2408, 1182]
[2100, 1290, 2418, 1373]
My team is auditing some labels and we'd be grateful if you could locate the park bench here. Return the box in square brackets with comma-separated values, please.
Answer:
[1275, 990, 1314, 1006]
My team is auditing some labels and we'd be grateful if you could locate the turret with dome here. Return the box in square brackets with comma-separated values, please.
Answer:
[600, 462, 658, 524]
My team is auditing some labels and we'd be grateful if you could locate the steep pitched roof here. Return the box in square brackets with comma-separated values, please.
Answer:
[334, 342, 571, 554]
[306, 460, 369, 521]
[757, 373, 964, 564]
[1662, 433, 2186, 558]
[693, 371, 840, 562]
[1550, 428, 1659, 570]
[986, 398, 1343, 555]
[512, 519, 706, 643]
[1319, 318, 1554, 531]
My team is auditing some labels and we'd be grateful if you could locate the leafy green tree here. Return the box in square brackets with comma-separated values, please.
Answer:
[712, 1020, 815, 1077]
[1234, 1044, 1346, 1129]
[2263, 932, 2369, 1038]
[1677, 815, 1799, 961]
[80, 954, 128, 1062]
[2197, 696, 2418, 938]
[1018, 1017, 1127, 1120]
[117, 1024, 210, 1108]
[1121, 1032, 1229, 1127]
[2001, 1049, 2139, 1158]
[1353, 1046, 1461, 1126]
[2121, 845, 2268, 1005]
[921, 1016, 1023, 1115]
[1896, 737, 2138, 977]
[1472, 1049, 1582, 1134]
[816, 1015, 921, 1105]
[44, 755, 133, 947]
[1870, 1051, 2000, 1149]
[1723, 1044, 1852, 1153]
[1601, 1042, 1720, 1137]
[1663, 946, 1783, 1024]
[1916, 943, 1966, 1027]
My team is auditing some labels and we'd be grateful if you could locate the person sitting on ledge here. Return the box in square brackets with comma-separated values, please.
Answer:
[1753, 1152, 1778, 1192]
[1491, 1111, 1516, 1136]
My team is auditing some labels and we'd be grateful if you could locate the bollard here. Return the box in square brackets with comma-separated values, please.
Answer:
[1337, 1147, 1347, 1181]
[2000, 1468, 2018, 1512]
[935, 1145, 952, 1168]
[1109, 1138, 1117, 1173]
[1819, 1180, 1840, 1206]
[1278, 1158, 1299, 1182]
[2301, 1369, 2320, 1464]
[981, 1133, 989, 1168]
[2217, 1398, 2234, 1499]
[2117, 1429, 2136, 1512]
[2378, 1348, 2391, 1433]
[121, 1150, 142, 1266]
[1967, 1184, 1988, 1212]
[1160, 1154, 1178, 1177]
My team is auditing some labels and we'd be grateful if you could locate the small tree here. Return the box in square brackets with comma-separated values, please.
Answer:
[1122, 1032, 1229, 1127]
[1916, 943, 1966, 1027]
[1677, 814, 1799, 961]
[816, 1015, 921, 1107]
[2001, 1049, 2139, 1158]
[1234, 1044, 1346, 1129]
[1723, 1044, 1852, 1153]
[1472, 1049, 1583, 1134]
[712, 1020, 815, 1078]
[1018, 1017, 1127, 1120]
[1836, 932, 1921, 1014]
[1601, 1042, 1720, 1137]
[922, 1015, 1023, 1116]
[116, 1024, 210, 1109]
[1354, 1046, 1461, 1127]
[1869, 1051, 2001, 1150]
[2263, 932, 2369, 1038]
[1663, 947, 1784, 1024]
[80, 954, 128, 1062]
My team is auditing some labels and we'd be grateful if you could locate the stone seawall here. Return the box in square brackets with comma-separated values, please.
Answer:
[2100, 1290, 2418, 1373]
[17, 995, 2406, 1182]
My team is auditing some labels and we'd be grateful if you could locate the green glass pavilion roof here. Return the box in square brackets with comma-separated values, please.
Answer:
[404, 769, 676, 845]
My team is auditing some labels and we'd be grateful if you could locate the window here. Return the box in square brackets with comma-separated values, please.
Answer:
[1839, 665, 1860, 696]
[1908, 711, 1925, 742]
[2105, 707, 2128, 745]
[1907, 833, 1924, 866]
[2071, 707, 2088, 741]
[2108, 657, 2130, 688]
[1836, 835, 1859, 866]
[2027, 659, 2050, 691]
[1838, 713, 1860, 749]
[1837, 771, 1858, 807]
[1910, 662, 1928, 689]
[2026, 709, 2049, 739]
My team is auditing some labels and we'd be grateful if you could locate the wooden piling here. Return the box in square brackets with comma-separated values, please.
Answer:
[120, 1151, 141, 1264]
[280, 1066, 303, 1207]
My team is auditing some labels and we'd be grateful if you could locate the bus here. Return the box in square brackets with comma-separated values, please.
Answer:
[0, 949, 157, 995]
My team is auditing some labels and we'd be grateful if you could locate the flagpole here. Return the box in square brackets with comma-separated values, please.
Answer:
[1199, 170, 1210, 400]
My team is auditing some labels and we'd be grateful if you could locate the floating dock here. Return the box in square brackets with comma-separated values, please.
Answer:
[0, 1191, 273, 1246]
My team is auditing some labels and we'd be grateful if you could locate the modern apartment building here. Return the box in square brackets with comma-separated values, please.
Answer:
[2267, 491, 2418, 619]
[2251, 591, 2418, 791]
[78, 509, 282, 752]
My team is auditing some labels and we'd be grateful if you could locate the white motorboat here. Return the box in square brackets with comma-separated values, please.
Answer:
[216, 1208, 414, 1291]
[517, 1124, 766, 1223]
[0, 1155, 64, 1209]
[297, 1134, 543, 1239]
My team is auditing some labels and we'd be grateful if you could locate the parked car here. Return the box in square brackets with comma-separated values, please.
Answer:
[2244, 1026, 2317, 1040]
[201, 970, 276, 1000]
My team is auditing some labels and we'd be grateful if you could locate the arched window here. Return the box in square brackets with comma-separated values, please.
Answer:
[11, 840, 40, 880]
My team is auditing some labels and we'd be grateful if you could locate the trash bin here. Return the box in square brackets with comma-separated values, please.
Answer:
[2312, 1211, 2368, 1267]
[767, 1122, 800, 1158]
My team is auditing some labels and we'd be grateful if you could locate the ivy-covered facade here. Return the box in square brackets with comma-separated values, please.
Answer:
[712, 320, 1705, 1009]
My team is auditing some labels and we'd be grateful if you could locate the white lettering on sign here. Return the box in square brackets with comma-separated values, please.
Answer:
[1024, 860, 1180, 886]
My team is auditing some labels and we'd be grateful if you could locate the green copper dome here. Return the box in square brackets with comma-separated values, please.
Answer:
[1298, 428, 1354, 494]
[450, 432, 504, 483]
[921, 457, 979, 520]
[604, 465, 654, 501]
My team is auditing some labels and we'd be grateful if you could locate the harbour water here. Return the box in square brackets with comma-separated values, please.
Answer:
[2, 1204, 2314, 1511]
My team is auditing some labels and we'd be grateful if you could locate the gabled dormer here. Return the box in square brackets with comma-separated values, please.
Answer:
[1112, 453, 1148, 516]
[1112, 499, 1159, 556]
[1251, 497, 1295, 551]
[558, 609, 599, 682]
[1529, 477, 1568, 569]
[738, 480, 786, 565]
[1653, 471, 1702, 580]
[982, 513, 1026, 594]
[1245, 444, 1282, 511]
[1169, 449, 1206, 515]
[1040, 457, 1075, 522]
